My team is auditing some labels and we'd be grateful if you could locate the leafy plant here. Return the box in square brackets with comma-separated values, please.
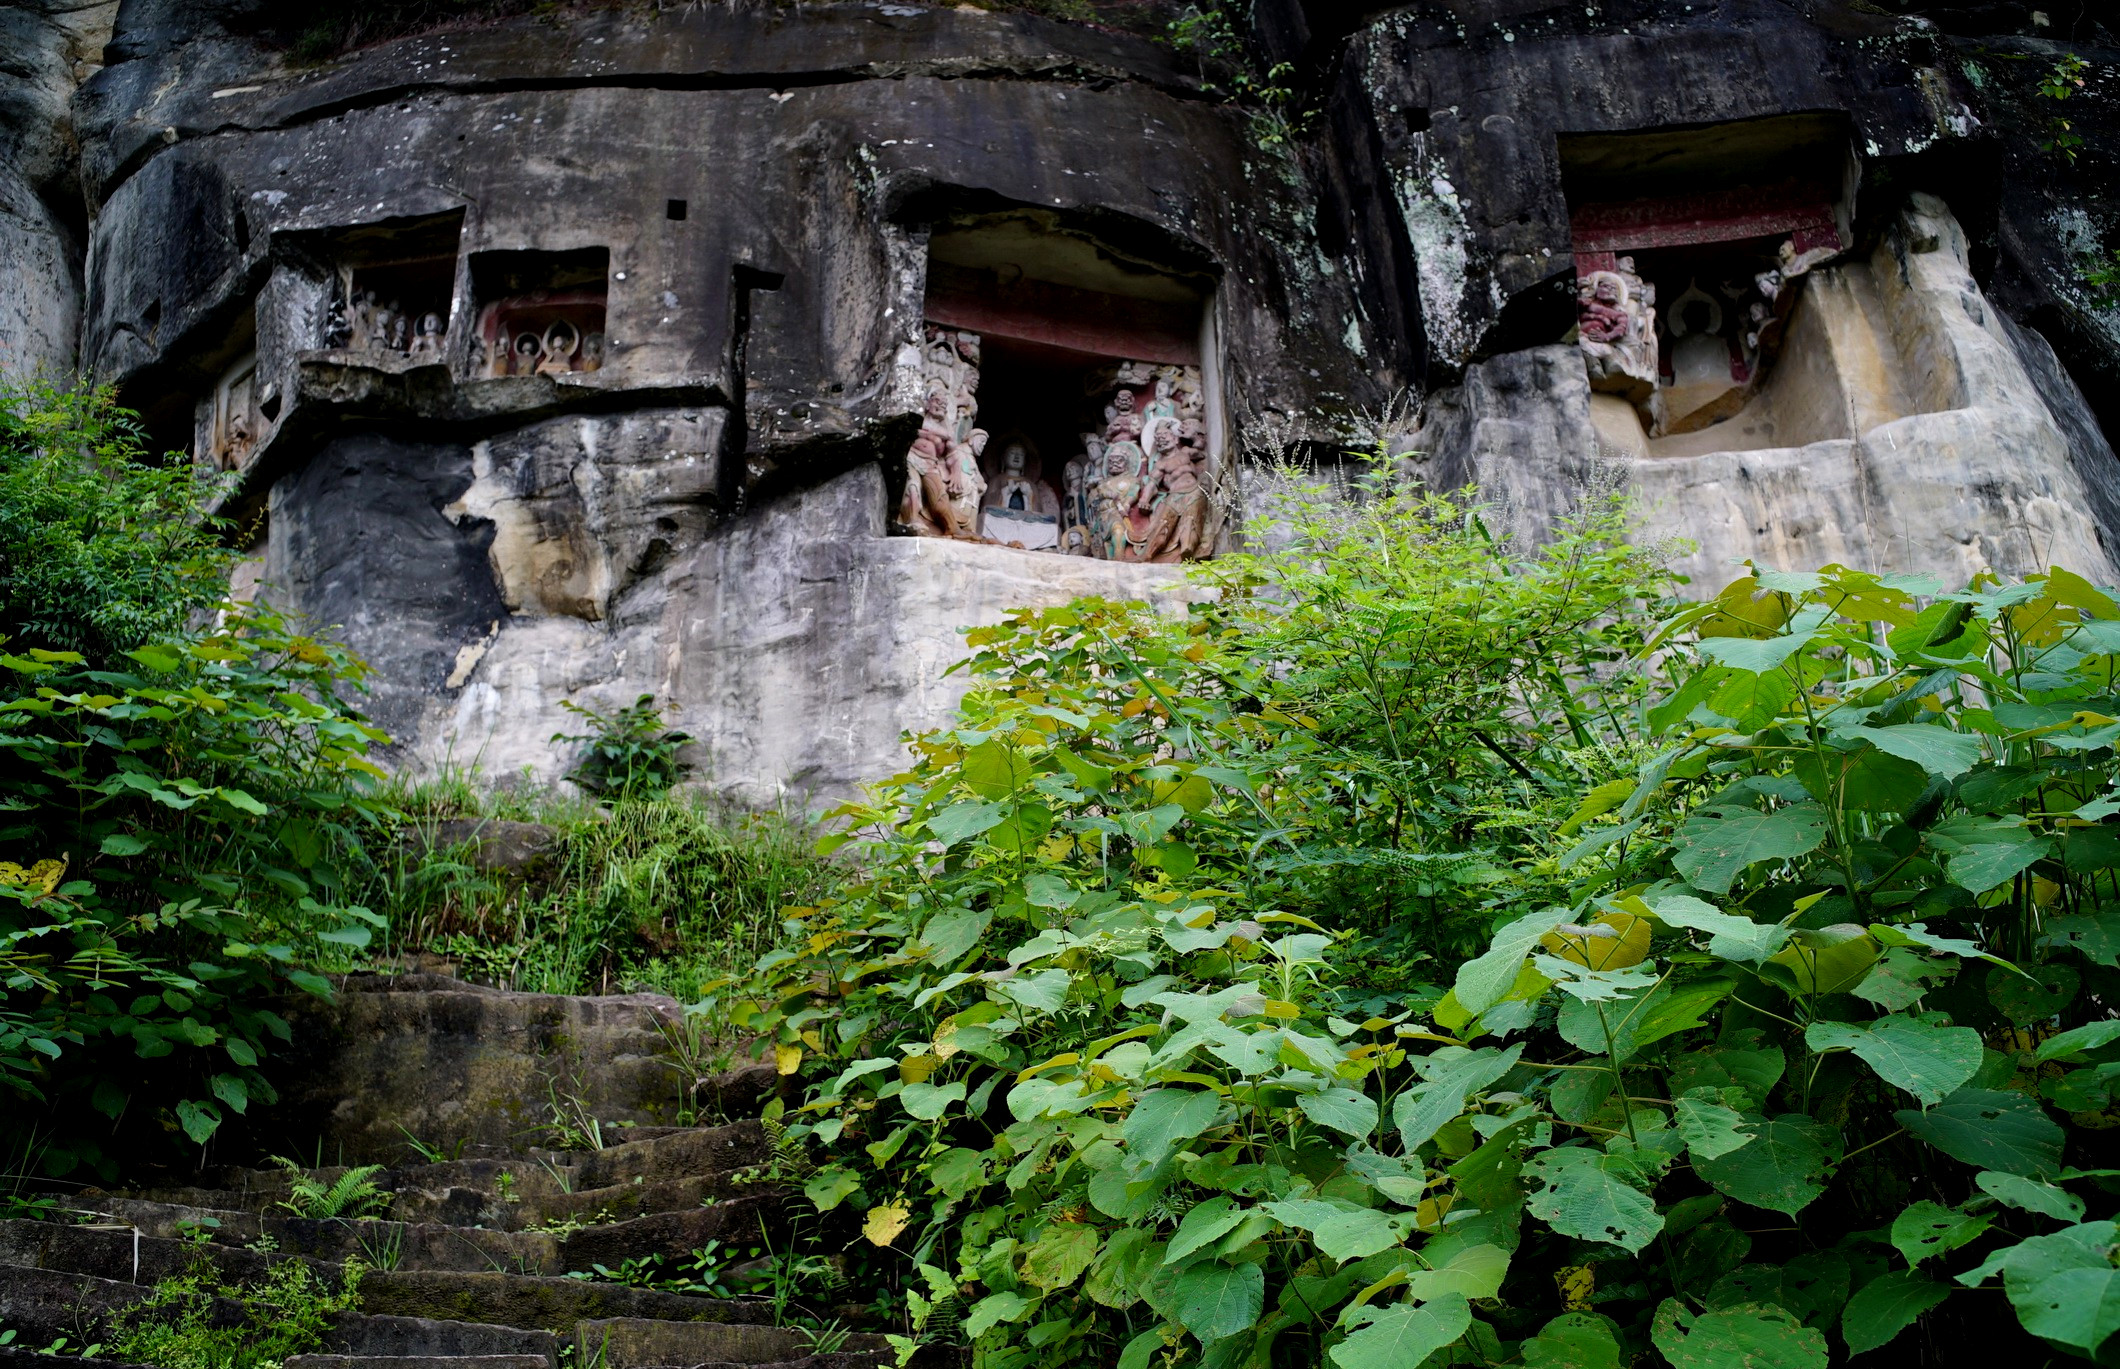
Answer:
[268, 1157, 392, 1220]
[565, 1239, 758, 1298]
[2038, 53, 2092, 164]
[711, 550, 2120, 1368]
[398, 1126, 469, 1164]
[554, 693, 693, 800]
[1167, 3, 1302, 148]
[0, 379, 235, 668]
[108, 1252, 361, 1369]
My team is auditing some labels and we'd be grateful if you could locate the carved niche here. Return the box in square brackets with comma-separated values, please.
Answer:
[468, 247, 609, 380]
[208, 353, 260, 471]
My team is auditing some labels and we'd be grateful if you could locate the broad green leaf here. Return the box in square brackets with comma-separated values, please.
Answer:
[1976, 1171, 2085, 1223]
[963, 1290, 1035, 1338]
[99, 833, 151, 857]
[1560, 778, 1636, 836]
[1649, 894, 1786, 961]
[1764, 926, 1879, 995]
[1889, 1200, 1989, 1266]
[1457, 911, 1563, 1014]
[2000, 1222, 2120, 1356]
[1402, 1242, 1510, 1302]
[1705, 1252, 1851, 1326]
[1848, 724, 1984, 778]
[1896, 1088, 2063, 1177]
[1674, 805, 1830, 895]
[927, 800, 1006, 846]
[1171, 1259, 1263, 1343]
[1021, 871, 1077, 910]
[1941, 829, 2051, 894]
[1840, 1269, 1948, 1356]
[1695, 1116, 1832, 1215]
[1298, 1085, 1379, 1140]
[1521, 1313, 1622, 1369]
[2034, 1020, 2120, 1063]
[1165, 1197, 1246, 1265]
[899, 1080, 966, 1121]
[1802, 1015, 1981, 1106]
[1331, 1294, 1472, 1369]
[1085, 1228, 1157, 1308]
[919, 908, 991, 964]
[2044, 910, 2120, 967]
[927, 1148, 985, 1200]
[1696, 632, 1818, 673]
[1021, 1223, 1099, 1291]
[1525, 1146, 1663, 1253]
[1651, 1298, 1827, 1369]
[1124, 1088, 1224, 1169]
[1264, 1198, 1413, 1262]
[1675, 1088, 1755, 1161]
[1710, 668, 1795, 729]
[173, 1098, 221, 1145]
[1394, 1045, 1523, 1151]
[997, 968, 1071, 1015]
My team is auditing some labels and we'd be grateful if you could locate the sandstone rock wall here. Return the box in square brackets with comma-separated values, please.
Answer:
[2, 0, 2117, 800]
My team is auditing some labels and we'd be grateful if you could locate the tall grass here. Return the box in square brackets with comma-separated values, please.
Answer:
[363, 783, 838, 1000]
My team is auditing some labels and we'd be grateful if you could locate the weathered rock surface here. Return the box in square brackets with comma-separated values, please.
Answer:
[0, 0, 2115, 799]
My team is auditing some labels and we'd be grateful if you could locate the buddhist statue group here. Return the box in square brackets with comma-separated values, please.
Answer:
[897, 326, 1216, 563]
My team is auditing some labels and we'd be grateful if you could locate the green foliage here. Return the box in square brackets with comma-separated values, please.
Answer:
[367, 791, 835, 1000]
[2037, 53, 2091, 164]
[109, 1252, 362, 1369]
[714, 545, 2120, 1367]
[0, 380, 236, 667]
[268, 1156, 392, 1220]
[554, 693, 693, 799]
[1166, 4, 1302, 148]
[0, 599, 393, 1174]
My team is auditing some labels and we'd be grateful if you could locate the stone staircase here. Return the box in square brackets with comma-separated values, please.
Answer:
[0, 978, 905, 1369]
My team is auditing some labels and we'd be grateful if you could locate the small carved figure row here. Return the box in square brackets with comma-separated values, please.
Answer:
[478, 320, 606, 377]
[325, 291, 446, 358]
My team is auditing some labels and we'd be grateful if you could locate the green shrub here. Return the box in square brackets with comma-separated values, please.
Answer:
[0, 606, 392, 1172]
[716, 559, 2120, 1367]
[109, 1252, 362, 1369]
[0, 379, 236, 666]
[554, 692, 693, 799]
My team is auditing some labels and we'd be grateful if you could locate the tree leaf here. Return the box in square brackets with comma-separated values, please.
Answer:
[1021, 1223, 1099, 1291]
[1998, 1223, 2120, 1356]
[1710, 669, 1795, 729]
[1521, 1313, 1621, 1369]
[1394, 1045, 1523, 1152]
[1085, 1228, 1157, 1309]
[1705, 1252, 1850, 1327]
[1674, 805, 1830, 895]
[1840, 1269, 1949, 1356]
[1675, 1087, 1756, 1161]
[1165, 1197, 1247, 1265]
[1695, 1116, 1832, 1215]
[1895, 1087, 2063, 1177]
[1402, 1242, 1510, 1302]
[1457, 911, 1563, 1014]
[1976, 1171, 2085, 1223]
[1171, 1259, 1263, 1344]
[1890, 1200, 1989, 1267]
[863, 1203, 911, 1247]
[1525, 1146, 1664, 1253]
[1264, 1198, 1414, 1262]
[926, 800, 1006, 846]
[1649, 894, 1786, 961]
[1652, 1299, 1827, 1369]
[173, 1098, 220, 1145]
[1696, 632, 1818, 673]
[1802, 1015, 1981, 1106]
[1298, 1085, 1379, 1140]
[962, 1289, 1034, 1339]
[898, 1080, 966, 1120]
[1848, 724, 1984, 778]
[1331, 1294, 1472, 1369]
[1125, 1088, 1224, 1169]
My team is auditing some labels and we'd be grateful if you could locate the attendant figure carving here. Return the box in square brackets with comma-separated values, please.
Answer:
[1577, 259, 1658, 411]
[1135, 423, 1212, 563]
[1088, 444, 1141, 562]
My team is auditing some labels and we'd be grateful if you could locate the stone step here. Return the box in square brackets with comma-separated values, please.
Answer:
[21, 1207, 560, 1277]
[286, 1356, 550, 1369]
[0, 1349, 152, 1369]
[325, 1313, 560, 1362]
[0, 1265, 154, 1346]
[555, 1195, 778, 1272]
[573, 1318, 891, 1369]
[357, 1269, 776, 1334]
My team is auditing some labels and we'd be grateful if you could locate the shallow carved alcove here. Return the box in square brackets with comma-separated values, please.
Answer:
[896, 211, 1222, 562]
[309, 211, 466, 364]
[1560, 115, 1861, 458]
[468, 247, 610, 379]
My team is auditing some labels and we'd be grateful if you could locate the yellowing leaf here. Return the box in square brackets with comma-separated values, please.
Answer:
[933, 1021, 961, 1060]
[900, 1052, 939, 1084]
[864, 1203, 911, 1247]
[1263, 1000, 1301, 1020]
[0, 857, 66, 895]
[1540, 912, 1652, 970]
[1556, 1265, 1595, 1312]
[775, 1043, 804, 1075]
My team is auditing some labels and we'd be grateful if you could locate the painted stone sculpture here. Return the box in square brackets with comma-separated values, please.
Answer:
[1577, 258, 1659, 410]
[980, 441, 1061, 549]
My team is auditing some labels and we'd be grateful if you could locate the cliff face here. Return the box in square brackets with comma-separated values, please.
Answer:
[5, 0, 2118, 798]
